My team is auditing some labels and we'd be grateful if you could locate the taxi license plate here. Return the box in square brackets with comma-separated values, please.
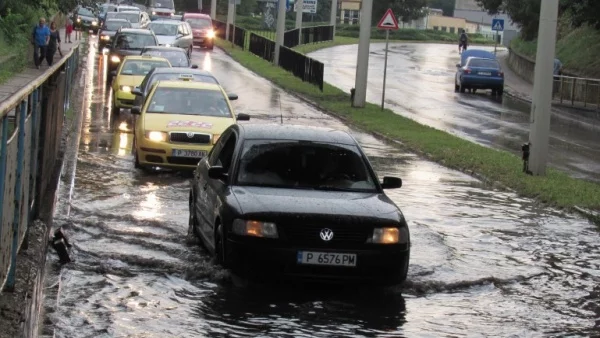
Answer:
[172, 149, 207, 158]
[297, 251, 357, 267]
[479, 72, 492, 76]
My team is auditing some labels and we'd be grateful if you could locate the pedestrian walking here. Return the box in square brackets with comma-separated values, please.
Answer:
[66, 15, 74, 43]
[459, 29, 468, 54]
[553, 58, 562, 96]
[46, 22, 61, 66]
[31, 17, 51, 69]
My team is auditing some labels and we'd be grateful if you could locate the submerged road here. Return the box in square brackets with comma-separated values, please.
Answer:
[308, 43, 600, 182]
[41, 37, 600, 337]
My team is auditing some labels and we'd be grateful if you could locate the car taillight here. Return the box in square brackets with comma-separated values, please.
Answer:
[463, 68, 471, 74]
[499, 71, 504, 77]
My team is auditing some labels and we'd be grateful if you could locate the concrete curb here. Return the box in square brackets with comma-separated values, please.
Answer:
[217, 45, 600, 227]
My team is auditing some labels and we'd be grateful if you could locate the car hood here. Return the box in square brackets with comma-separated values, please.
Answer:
[116, 75, 146, 87]
[114, 49, 144, 56]
[156, 35, 177, 45]
[100, 31, 117, 37]
[78, 14, 96, 21]
[231, 186, 400, 219]
[143, 113, 235, 133]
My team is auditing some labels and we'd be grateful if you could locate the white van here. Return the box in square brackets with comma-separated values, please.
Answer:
[145, 0, 175, 20]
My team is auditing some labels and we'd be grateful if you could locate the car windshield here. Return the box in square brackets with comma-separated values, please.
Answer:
[147, 87, 231, 117]
[185, 18, 211, 29]
[144, 73, 218, 92]
[78, 8, 95, 17]
[114, 33, 157, 49]
[151, 0, 174, 9]
[105, 12, 118, 20]
[148, 23, 178, 35]
[236, 141, 378, 192]
[120, 60, 170, 76]
[469, 59, 499, 68]
[115, 12, 139, 23]
[142, 50, 189, 67]
[104, 21, 131, 31]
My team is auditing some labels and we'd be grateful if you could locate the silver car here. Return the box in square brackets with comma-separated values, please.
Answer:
[114, 11, 150, 29]
[147, 20, 193, 57]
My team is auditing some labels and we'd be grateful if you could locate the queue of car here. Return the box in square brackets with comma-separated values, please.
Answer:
[94, 5, 411, 286]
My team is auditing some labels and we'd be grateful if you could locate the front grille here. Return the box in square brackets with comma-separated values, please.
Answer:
[167, 157, 201, 166]
[282, 224, 371, 245]
[169, 132, 211, 144]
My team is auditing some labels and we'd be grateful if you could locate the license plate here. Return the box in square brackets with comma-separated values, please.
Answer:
[172, 149, 207, 158]
[297, 251, 357, 267]
[198, 38, 204, 42]
[479, 72, 492, 76]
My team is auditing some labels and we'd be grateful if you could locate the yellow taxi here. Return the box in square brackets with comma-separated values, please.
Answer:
[111, 55, 171, 113]
[130, 79, 250, 170]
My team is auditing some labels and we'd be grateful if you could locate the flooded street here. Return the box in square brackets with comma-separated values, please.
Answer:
[308, 43, 600, 182]
[42, 37, 600, 337]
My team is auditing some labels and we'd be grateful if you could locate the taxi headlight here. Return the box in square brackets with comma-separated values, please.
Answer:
[110, 55, 120, 63]
[144, 131, 167, 142]
[369, 227, 407, 244]
[206, 30, 215, 39]
[212, 134, 220, 144]
[120, 85, 132, 92]
[232, 219, 278, 238]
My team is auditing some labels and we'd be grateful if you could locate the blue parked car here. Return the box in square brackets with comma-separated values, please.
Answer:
[455, 49, 504, 96]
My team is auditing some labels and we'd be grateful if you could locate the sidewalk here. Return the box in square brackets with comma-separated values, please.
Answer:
[0, 27, 80, 103]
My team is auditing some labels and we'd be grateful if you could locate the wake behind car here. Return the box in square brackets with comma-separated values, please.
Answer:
[455, 49, 504, 96]
[107, 28, 159, 82]
[111, 55, 171, 113]
[140, 46, 197, 68]
[188, 124, 410, 285]
[98, 19, 131, 50]
[182, 12, 214, 49]
[132, 68, 219, 107]
[131, 80, 248, 170]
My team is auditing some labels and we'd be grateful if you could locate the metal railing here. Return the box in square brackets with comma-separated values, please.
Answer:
[0, 44, 80, 293]
[553, 75, 600, 110]
[284, 25, 334, 48]
[248, 32, 275, 62]
[278, 46, 325, 91]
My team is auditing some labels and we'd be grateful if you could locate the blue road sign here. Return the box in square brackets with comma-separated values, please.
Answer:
[492, 18, 504, 31]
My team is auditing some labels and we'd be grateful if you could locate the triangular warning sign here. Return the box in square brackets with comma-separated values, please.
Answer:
[377, 8, 399, 30]
[493, 21, 503, 30]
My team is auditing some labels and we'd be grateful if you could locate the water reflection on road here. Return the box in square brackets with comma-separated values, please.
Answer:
[43, 36, 599, 337]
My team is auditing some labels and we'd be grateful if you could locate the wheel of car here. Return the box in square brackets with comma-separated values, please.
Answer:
[112, 98, 120, 115]
[215, 223, 229, 268]
[454, 84, 459, 92]
[208, 43, 214, 50]
[472, 89, 477, 94]
[459, 83, 466, 93]
[188, 195, 197, 237]
[497, 88, 504, 96]
[188, 46, 192, 58]
[491, 89, 497, 96]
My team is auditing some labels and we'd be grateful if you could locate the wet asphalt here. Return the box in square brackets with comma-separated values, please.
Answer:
[42, 36, 600, 337]
[308, 43, 600, 182]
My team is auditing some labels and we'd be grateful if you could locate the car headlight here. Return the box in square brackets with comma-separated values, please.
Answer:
[144, 131, 167, 142]
[77, 18, 81, 22]
[212, 134, 220, 144]
[120, 85, 132, 92]
[368, 227, 407, 244]
[152, 11, 156, 15]
[206, 30, 215, 39]
[92, 21, 98, 26]
[101, 35, 110, 40]
[110, 55, 120, 63]
[164, 44, 171, 47]
[232, 219, 278, 238]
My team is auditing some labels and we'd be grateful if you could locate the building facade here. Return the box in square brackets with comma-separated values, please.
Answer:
[340, 0, 361, 24]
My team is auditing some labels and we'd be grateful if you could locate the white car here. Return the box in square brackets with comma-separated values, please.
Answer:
[147, 20, 193, 57]
[114, 10, 150, 29]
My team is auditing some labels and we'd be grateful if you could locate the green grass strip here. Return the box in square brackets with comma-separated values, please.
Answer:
[215, 38, 600, 217]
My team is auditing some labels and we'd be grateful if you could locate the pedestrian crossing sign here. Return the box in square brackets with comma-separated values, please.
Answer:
[492, 19, 504, 31]
[377, 8, 399, 30]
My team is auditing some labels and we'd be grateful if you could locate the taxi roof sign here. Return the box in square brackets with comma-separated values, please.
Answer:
[179, 74, 194, 81]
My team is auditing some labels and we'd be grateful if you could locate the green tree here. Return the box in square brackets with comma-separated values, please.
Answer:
[372, 0, 428, 24]
[475, 0, 540, 40]
[426, 0, 455, 16]
[561, 0, 600, 29]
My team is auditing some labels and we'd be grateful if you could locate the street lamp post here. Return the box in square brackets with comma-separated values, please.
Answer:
[352, 0, 373, 108]
[528, 0, 559, 175]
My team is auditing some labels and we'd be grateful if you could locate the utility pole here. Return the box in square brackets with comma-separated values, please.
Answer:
[330, 0, 338, 37]
[528, 0, 559, 175]
[295, 0, 303, 45]
[211, 0, 216, 19]
[226, 0, 234, 41]
[198, 0, 202, 12]
[352, 0, 373, 108]
[274, 0, 287, 65]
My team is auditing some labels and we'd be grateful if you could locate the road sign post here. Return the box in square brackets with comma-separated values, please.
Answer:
[376, 8, 399, 110]
[492, 18, 504, 56]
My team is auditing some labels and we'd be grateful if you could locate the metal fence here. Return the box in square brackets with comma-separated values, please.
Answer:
[248, 32, 275, 62]
[0, 45, 80, 293]
[553, 76, 600, 110]
[278, 46, 325, 91]
[284, 25, 334, 48]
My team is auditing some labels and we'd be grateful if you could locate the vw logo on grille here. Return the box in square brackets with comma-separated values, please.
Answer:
[186, 132, 195, 138]
[320, 228, 334, 241]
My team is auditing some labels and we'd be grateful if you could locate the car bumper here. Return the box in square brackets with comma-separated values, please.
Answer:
[115, 90, 136, 108]
[226, 237, 410, 285]
[461, 76, 504, 88]
[136, 138, 214, 169]
[193, 37, 213, 46]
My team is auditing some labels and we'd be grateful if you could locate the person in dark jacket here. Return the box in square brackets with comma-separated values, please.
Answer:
[46, 22, 61, 66]
[32, 17, 51, 69]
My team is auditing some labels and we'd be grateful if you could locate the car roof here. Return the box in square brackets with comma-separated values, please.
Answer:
[143, 46, 186, 52]
[122, 55, 170, 62]
[460, 49, 496, 65]
[154, 80, 222, 90]
[148, 67, 216, 77]
[237, 124, 357, 145]
[466, 57, 498, 62]
[118, 10, 140, 14]
[118, 28, 154, 34]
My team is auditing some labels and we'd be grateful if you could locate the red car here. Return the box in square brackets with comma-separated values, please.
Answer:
[181, 13, 215, 50]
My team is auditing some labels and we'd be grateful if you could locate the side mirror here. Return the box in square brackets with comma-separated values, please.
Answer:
[456, 63, 461, 68]
[236, 113, 250, 121]
[191, 64, 199, 69]
[132, 88, 143, 96]
[208, 165, 228, 181]
[131, 106, 141, 114]
[381, 176, 402, 189]
[110, 70, 117, 77]
[227, 93, 238, 101]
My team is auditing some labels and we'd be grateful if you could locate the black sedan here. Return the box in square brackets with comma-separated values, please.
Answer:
[189, 124, 410, 285]
[98, 19, 131, 50]
[140, 46, 198, 68]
